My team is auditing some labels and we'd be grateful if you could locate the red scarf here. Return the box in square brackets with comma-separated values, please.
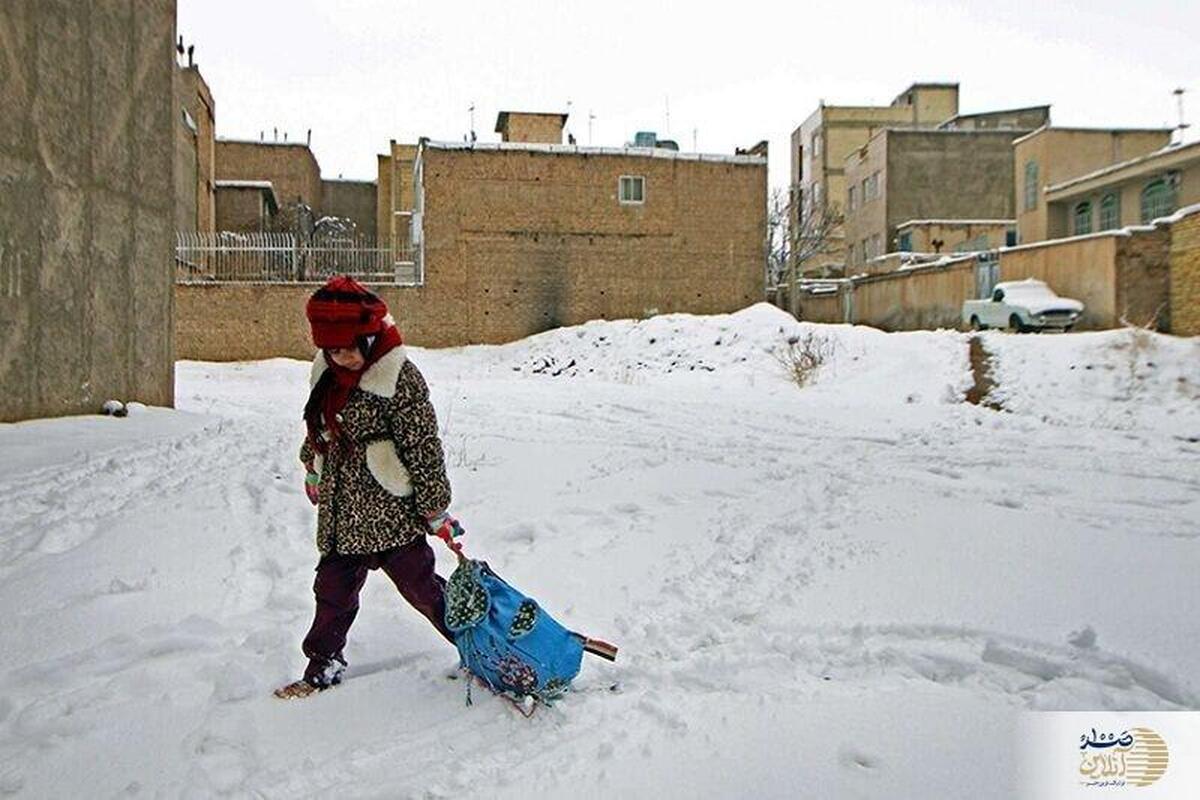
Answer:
[313, 324, 404, 451]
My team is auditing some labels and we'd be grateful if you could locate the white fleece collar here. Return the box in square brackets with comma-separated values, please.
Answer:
[309, 345, 408, 399]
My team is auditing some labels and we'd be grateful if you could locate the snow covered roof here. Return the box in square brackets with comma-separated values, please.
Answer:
[215, 180, 275, 190]
[1045, 140, 1200, 195]
[421, 140, 767, 166]
[1011, 125, 1172, 147]
[896, 218, 1015, 228]
[216, 137, 314, 149]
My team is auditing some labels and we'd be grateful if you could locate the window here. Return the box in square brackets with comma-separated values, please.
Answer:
[848, 185, 857, 212]
[872, 233, 882, 257]
[812, 181, 823, 209]
[898, 231, 912, 252]
[1140, 178, 1175, 222]
[1005, 229, 1018, 247]
[811, 131, 822, 158]
[1024, 160, 1039, 211]
[1099, 193, 1120, 230]
[619, 175, 645, 204]
[861, 171, 881, 203]
[1073, 201, 1093, 235]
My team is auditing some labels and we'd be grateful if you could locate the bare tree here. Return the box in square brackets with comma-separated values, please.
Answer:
[766, 187, 790, 288]
[785, 185, 844, 316]
[790, 185, 844, 274]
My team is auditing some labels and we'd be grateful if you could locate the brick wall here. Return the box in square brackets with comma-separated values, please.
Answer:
[320, 179, 377, 240]
[1116, 227, 1171, 330]
[1170, 210, 1200, 336]
[419, 145, 766, 344]
[216, 140, 322, 213]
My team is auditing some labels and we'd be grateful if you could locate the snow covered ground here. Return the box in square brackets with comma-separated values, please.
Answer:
[0, 303, 1197, 798]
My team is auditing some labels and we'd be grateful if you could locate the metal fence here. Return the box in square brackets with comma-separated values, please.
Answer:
[175, 232, 421, 285]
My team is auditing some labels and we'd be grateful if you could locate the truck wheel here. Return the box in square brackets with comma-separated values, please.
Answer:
[1008, 314, 1024, 333]
[969, 315, 984, 331]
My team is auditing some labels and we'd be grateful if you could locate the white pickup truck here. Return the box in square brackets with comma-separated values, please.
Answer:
[962, 279, 1084, 332]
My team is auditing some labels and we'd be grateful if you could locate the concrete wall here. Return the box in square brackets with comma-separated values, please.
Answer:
[216, 139, 322, 213]
[1170, 210, 1200, 336]
[0, 0, 176, 422]
[998, 236, 1119, 328]
[320, 179, 377, 240]
[1014, 128, 1172, 243]
[852, 260, 977, 330]
[844, 130, 1018, 264]
[897, 221, 1013, 253]
[777, 223, 1182, 334]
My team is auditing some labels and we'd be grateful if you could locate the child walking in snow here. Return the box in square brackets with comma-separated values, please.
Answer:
[275, 276, 463, 699]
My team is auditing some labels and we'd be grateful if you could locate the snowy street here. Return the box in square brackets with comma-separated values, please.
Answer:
[0, 304, 1197, 798]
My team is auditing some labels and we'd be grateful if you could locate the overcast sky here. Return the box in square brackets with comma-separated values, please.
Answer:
[178, 0, 1199, 188]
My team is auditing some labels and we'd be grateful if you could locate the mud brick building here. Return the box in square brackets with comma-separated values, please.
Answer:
[396, 111, 767, 344]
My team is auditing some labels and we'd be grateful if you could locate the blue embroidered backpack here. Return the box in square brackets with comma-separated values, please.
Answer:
[438, 534, 617, 709]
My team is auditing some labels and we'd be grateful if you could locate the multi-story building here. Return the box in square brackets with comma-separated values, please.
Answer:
[378, 111, 767, 345]
[841, 128, 1037, 268]
[1041, 139, 1200, 238]
[1012, 127, 1172, 243]
[789, 83, 960, 275]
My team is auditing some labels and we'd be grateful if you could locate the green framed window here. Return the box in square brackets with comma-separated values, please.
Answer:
[1140, 178, 1175, 222]
[1099, 193, 1119, 230]
[1073, 201, 1092, 235]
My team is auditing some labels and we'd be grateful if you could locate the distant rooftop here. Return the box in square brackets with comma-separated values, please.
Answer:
[421, 140, 766, 166]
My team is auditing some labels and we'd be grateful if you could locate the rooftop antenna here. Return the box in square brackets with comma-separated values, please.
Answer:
[588, 110, 596, 145]
[1174, 88, 1189, 144]
[468, 102, 476, 143]
[665, 95, 671, 135]
[273, 126, 278, 142]
[692, 127, 697, 151]
[306, 129, 311, 146]
[566, 99, 573, 141]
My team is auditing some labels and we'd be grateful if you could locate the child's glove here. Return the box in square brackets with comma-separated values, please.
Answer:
[427, 511, 465, 540]
[304, 472, 320, 506]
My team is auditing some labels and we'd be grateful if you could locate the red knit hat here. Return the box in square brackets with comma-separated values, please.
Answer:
[305, 276, 390, 348]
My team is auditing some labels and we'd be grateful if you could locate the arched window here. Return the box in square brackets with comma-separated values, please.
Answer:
[1140, 179, 1175, 223]
[1099, 193, 1119, 230]
[1023, 161, 1039, 211]
[1073, 201, 1093, 235]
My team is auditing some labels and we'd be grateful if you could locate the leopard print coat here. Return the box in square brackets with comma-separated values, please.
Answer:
[299, 346, 451, 556]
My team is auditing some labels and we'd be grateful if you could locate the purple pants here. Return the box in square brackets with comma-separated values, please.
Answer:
[302, 539, 455, 685]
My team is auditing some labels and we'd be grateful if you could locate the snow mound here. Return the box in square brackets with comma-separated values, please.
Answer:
[984, 328, 1200, 439]
[425, 303, 973, 406]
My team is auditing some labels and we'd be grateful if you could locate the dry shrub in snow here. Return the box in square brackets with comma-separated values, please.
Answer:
[774, 331, 834, 388]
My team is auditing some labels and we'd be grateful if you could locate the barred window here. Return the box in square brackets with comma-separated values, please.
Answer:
[1140, 178, 1175, 222]
[1073, 201, 1092, 235]
[1099, 193, 1119, 230]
